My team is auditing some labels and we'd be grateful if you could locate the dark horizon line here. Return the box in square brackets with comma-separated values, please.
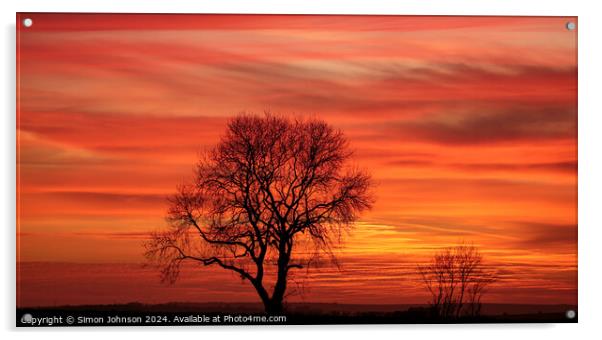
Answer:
[18, 301, 578, 308]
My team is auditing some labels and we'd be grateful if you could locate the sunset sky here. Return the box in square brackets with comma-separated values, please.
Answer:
[16, 14, 577, 307]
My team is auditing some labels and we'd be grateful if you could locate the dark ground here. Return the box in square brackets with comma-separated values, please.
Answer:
[17, 302, 577, 326]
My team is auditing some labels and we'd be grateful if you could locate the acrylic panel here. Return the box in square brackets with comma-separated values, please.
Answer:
[16, 13, 578, 326]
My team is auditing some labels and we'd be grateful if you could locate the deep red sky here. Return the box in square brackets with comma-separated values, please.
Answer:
[16, 14, 577, 307]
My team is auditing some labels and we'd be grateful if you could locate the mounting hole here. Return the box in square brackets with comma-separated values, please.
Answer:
[566, 22, 576, 31]
[566, 309, 576, 319]
[22, 18, 33, 28]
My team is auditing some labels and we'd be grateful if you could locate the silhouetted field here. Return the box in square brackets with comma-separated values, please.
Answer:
[17, 302, 577, 325]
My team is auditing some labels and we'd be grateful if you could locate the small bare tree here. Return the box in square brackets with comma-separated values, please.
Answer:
[417, 244, 496, 320]
[145, 113, 372, 314]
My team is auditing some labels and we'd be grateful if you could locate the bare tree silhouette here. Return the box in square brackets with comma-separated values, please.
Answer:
[145, 113, 372, 314]
[417, 244, 496, 320]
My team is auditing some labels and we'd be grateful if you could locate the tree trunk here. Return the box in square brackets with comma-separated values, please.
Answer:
[265, 242, 290, 315]
[264, 298, 284, 315]
[267, 267, 288, 314]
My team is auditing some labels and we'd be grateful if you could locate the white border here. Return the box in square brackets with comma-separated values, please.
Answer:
[2, 1, 601, 339]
